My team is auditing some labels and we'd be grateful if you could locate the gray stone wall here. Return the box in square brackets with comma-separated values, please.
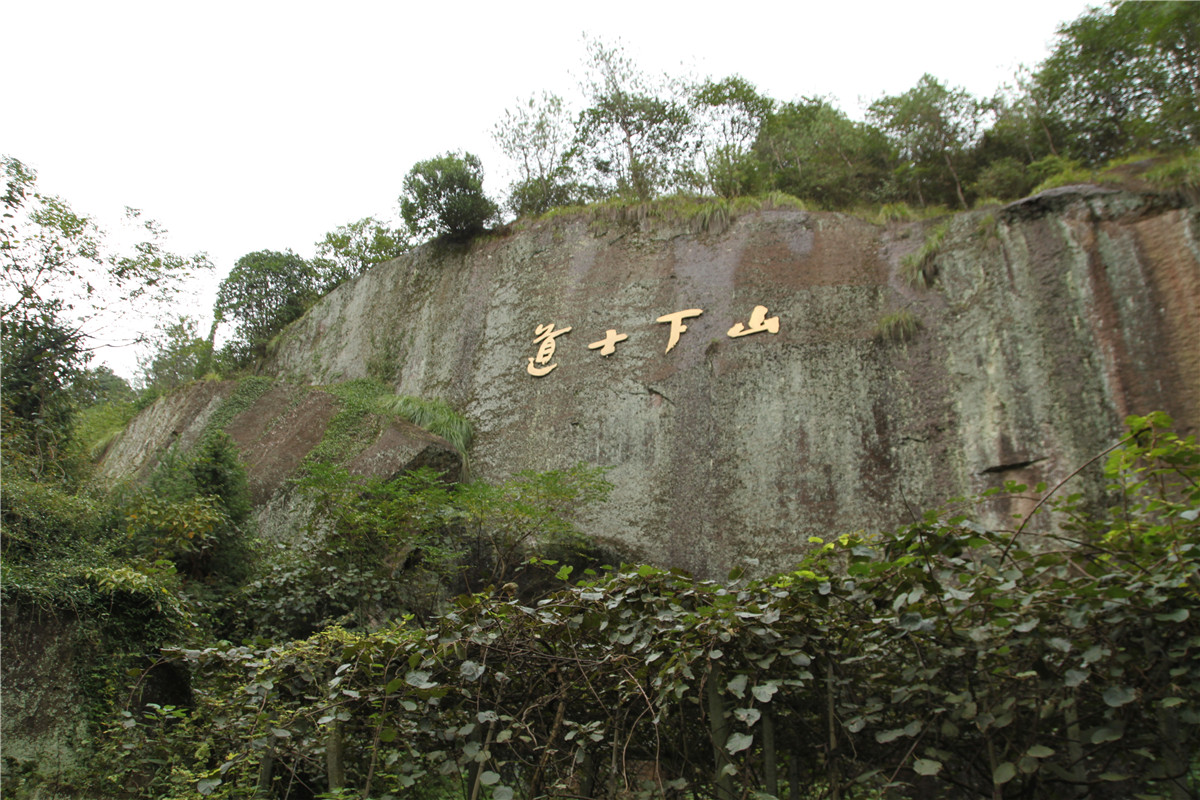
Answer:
[250, 191, 1199, 576]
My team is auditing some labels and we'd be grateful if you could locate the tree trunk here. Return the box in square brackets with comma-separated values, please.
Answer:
[706, 660, 735, 800]
[326, 720, 345, 792]
[944, 151, 968, 209]
[763, 709, 778, 798]
[826, 661, 840, 800]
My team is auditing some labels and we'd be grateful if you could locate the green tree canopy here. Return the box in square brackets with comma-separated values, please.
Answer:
[313, 216, 409, 288]
[1034, 0, 1200, 164]
[399, 152, 498, 243]
[869, 74, 984, 209]
[575, 37, 697, 201]
[214, 250, 322, 363]
[754, 98, 892, 208]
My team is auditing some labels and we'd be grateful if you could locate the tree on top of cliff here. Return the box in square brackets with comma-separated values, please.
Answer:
[869, 74, 985, 210]
[688, 75, 774, 198]
[314, 216, 410, 288]
[1034, 0, 1200, 164]
[399, 152, 498, 243]
[753, 97, 893, 208]
[492, 92, 589, 217]
[214, 249, 324, 364]
[575, 37, 698, 202]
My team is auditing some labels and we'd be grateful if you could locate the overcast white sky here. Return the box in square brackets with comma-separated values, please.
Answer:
[5, 0, 1096, 378]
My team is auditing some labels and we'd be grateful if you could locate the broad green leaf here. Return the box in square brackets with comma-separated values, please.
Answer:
[734, 707, 761, 726]
[406, 670, 435, 688]
[725, 732, 753, 753]
[726, 673, 748, 697]
[751, 682, 778, 703]
[1026, 744, 1055, 758]
[1155, 608, 1189, 623]
[1091, 726, 1122, 743]
[913, 758, 942, 776]
[993, 762, 1016, 784]
[197, 778, 222, 796]
[479, 771, 501, 786]
[494, 787, 514, 800]
[1102, 686, 1136, 707]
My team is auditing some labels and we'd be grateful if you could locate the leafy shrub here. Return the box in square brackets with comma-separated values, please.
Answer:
[130, 432, 254, 586]
[0, 477, 110, 558]
[400, 152, 498, 243]
[125, 415, 1198, 800]
[971, 155, 1037, 200]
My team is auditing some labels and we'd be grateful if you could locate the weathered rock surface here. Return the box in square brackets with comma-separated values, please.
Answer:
[255, 190, 1198, 576]
[97, 380, 462, 541]
[100, 190, 1197, 576]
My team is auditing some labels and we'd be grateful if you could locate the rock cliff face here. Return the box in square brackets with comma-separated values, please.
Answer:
[133, 188, 1200, 577]
[97, 380, 462, 542]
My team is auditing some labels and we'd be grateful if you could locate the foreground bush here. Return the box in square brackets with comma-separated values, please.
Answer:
[93, 413, 1199, 800]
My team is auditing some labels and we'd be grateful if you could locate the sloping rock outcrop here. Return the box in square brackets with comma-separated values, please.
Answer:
[97, 380, 462, 541]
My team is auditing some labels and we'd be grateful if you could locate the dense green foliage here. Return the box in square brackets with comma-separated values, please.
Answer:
[1, 370, 617, 799]
[1, 157, 210, 477]
[1036, 1, 1200, 164]
[41, 413, 1191, 800]
[214, 250, 329, 366]
[400, 153, 499, 243]
[313, 217, 410, 286]
[483, 5, 1200, 219]
[753, 99, 891, 208]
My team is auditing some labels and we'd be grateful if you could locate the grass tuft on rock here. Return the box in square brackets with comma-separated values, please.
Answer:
[375, 395, 474, 456]
[875, 309, 922, 342]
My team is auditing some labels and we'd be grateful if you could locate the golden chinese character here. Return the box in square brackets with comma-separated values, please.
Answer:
[727, 305, 780, 338]
[526, 323, 572, 377]
[656, 309, 703, 353]
[587, 329, 629, 356]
